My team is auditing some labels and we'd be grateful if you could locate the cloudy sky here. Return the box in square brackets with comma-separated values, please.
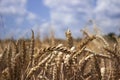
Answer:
[0, 0, 120, 39]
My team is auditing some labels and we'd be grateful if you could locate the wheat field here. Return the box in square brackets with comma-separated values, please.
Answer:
[0, 29, 120, 80]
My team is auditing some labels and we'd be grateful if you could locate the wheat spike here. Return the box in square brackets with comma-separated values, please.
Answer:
[65, 29, 73, 48]
[30, 30, 35, 67]
[26, 54, 51, 79]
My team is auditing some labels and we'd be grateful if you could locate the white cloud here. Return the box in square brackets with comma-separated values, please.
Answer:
[0, 0, 38, 23]
[43, 0, 120, 37]
[0, 0, 40, 39]
[0, 0, 27, 15]
[1, 0, 120, 39]
[27, 12, 37, 21]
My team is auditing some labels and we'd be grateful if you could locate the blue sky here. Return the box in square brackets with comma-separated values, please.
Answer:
[0, 0, 120, 39]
